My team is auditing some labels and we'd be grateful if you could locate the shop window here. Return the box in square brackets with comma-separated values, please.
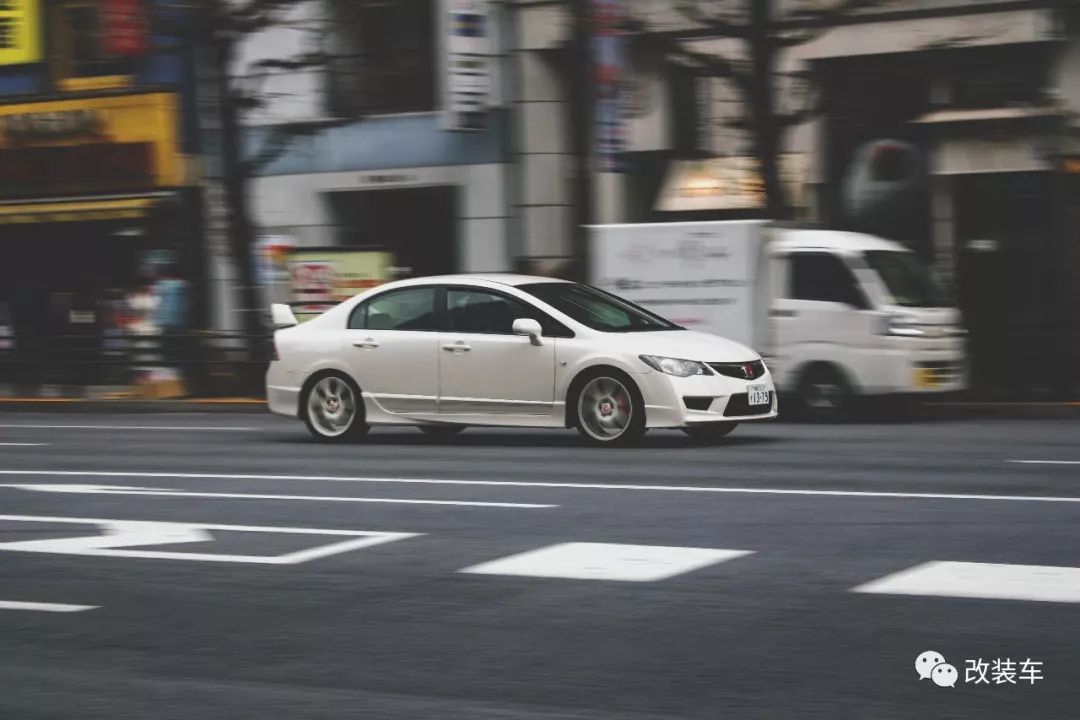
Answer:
[53, 2, 131, 91]
[326, 0, 436, 117]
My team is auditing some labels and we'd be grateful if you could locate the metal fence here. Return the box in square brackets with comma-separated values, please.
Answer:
[0, 333, 272, 398]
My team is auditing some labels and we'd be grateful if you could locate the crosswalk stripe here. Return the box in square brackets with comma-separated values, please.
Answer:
[852, 561, 1080, 603]
[460, 542, 752, 582]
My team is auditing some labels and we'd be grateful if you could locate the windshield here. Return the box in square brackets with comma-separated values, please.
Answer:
[519, 282, 683, 332]
[862, 251, 942, 308]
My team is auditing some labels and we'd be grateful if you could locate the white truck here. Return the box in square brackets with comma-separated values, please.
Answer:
[590, 221, 967, 416]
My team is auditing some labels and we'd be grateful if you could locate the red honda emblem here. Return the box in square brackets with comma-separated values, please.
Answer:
[743, 364, 755, 379]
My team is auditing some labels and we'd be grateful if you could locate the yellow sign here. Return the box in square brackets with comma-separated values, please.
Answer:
[0, 0, 41, 65]
[0, 93, 183, 190]
[288, 250, 395, 321]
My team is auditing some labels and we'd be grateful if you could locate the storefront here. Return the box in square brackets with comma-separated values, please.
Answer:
[0, 92, 193, 386]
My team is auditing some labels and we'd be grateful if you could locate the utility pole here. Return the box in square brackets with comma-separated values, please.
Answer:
[569, 0, 594, 281]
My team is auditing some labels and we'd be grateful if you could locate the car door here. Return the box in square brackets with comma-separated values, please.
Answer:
[343, 286, 439, 415]
[438, 287, 557, 416]
[771, 251, 879, 388]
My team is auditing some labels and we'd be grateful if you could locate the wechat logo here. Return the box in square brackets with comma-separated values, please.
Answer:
[916, 650, 958, 688]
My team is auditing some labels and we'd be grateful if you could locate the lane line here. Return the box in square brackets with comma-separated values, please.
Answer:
[0, 484, 555, 509]
[1010, 460, 1080, 466]
[0, 600, 97, 613]
[0, 443, 47, 447]
[853, 561, 1080, 603]
[0, 469, 1079, 504]
[0, 424, 255, 432]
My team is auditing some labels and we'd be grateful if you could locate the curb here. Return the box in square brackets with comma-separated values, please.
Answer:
[0, 398, 268, 414]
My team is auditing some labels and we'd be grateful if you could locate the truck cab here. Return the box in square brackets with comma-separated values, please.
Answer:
[766, 230, 966, 414]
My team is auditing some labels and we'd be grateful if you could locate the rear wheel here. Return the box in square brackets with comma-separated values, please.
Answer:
[797, 364, 853, 421]
[418, 425, 466, 437]
[682, 422, 738, 443]
[573, 370, 646, 447]
[302, 373, 369, 442]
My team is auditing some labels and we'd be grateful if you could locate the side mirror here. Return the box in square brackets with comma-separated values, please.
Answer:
[271, 303, 298, 328]
[512, 318, 543, 346]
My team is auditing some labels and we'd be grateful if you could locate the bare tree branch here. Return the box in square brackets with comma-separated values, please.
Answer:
[243, 118, 352, 175]
[676, 0, 747, 38]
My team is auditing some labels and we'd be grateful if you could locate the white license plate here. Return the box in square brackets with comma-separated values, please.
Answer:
[747, 384, 770, 406]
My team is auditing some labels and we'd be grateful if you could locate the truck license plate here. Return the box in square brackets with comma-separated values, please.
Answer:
[748, 384, 770, 406]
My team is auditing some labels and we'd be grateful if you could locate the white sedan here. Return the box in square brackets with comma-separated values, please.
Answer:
[267, 275, 777, 446]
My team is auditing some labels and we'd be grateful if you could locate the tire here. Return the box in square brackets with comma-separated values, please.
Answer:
[682, 422, 738, 443]
[302, 372, 369, 442]
[572, 368, 646, 447]
[418, 425, 466, 437]
[796, 364, 853, 421]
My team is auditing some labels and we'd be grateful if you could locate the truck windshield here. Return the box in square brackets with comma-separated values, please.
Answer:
[862, 251, 942, 308]
[519, 282, 682, 332]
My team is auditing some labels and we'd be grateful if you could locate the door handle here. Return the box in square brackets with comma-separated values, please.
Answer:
[770, 309, 797, 319]
[353, 339, 379, 349]
[442, 342, 471, 352]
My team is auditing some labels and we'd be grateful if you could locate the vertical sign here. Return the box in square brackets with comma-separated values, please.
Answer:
[102, 0, 148, 57]
[592, 0, 624, 172]
[442, 0, 494, 131]
[0, 0, 40, 66]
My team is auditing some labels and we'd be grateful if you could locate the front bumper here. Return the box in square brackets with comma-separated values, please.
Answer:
[638, 369, 779, 428]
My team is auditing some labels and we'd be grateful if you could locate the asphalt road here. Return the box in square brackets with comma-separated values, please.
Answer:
[0, 411, 1078, 719]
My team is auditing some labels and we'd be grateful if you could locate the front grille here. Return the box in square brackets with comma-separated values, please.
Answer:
[724, 392, 773, 417]
[708, 360, 765, 381]
[916, 360, 964, 385]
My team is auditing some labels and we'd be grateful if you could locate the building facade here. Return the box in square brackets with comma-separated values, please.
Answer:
[0, 0, 202, 382]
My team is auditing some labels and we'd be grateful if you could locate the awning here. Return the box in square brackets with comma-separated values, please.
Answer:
[0, 197, 156, 225]
[915, 107, 1062, 124]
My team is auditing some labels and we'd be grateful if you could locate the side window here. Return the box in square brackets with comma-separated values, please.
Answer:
[447, 288, 569, 336]
[789, 253, 868, 308]
[347, 287, 437, 330]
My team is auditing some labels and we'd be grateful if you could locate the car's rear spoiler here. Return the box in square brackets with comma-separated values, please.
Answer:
[271, 303, 298, 328]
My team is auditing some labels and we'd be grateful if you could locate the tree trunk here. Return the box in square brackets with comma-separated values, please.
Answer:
[747, 0, 787, 219]
[214, 36, 265, 356]
[568, 0, 594, 281]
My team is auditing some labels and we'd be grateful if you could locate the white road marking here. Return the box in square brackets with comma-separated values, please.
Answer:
[1010, 460, 1080, 466]
[0, 443, 47, 447]
[0, 600, 97, 613]
[0, 484, 555, 509]
[0, 424, 255, 432]
[853, 561, 1080, 603]
[462, 542, 751, 582]
[0, 514, 418, 565]
[2, 469, 1080, 504]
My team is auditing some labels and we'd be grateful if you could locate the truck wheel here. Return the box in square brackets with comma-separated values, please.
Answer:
[797, 365, 853, 421]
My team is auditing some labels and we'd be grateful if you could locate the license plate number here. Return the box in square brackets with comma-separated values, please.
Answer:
[748, 384, 770, 406]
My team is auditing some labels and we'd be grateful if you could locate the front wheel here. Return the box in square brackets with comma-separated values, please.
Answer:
[682, 422, 738, 443]
[573, 370, 646, 447]
[303, 373, 369, 442]
[797, 364, 853, 421]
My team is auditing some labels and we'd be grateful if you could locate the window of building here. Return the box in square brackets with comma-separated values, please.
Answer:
[53, 2, 131, 91]
[788, 253, 868, 307]
[348, 287, 438, 330]
[326, 0, 436, 117]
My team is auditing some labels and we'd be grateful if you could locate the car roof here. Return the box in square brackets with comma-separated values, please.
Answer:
[383, 274, 573, 288]
[773, 229, 908, 253]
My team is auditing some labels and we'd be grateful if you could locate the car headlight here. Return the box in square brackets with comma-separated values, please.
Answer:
[639, 355, 713, 377]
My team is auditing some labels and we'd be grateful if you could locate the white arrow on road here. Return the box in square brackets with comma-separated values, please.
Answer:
[0, 484, 554, 509]
[0, 514, 417, 564]
[0, 519, 211, 555]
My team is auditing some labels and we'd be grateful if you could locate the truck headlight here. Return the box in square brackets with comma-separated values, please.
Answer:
[640, 355, 713, 377]
[883, 313, 925, 337]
